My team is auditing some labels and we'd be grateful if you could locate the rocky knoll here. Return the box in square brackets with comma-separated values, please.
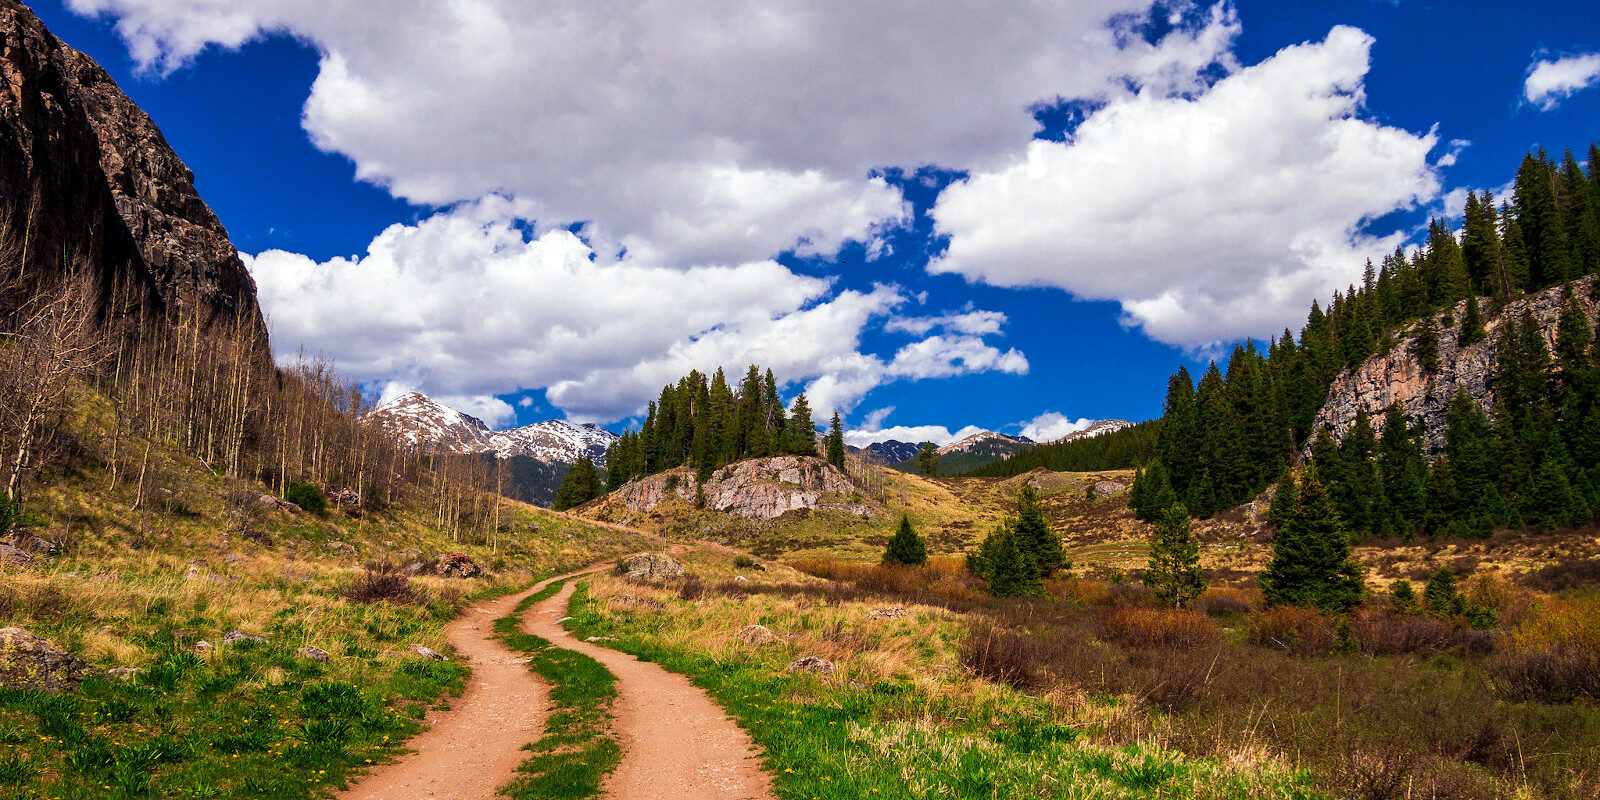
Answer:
[1314, 278, 1598, 452]
[0, 0, 263, 330]
[613, 456, 881, 521]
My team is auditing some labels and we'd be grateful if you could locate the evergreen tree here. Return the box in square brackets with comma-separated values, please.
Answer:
[553, 456, 603, 511]
[786, 393, 816, 455]
[1013, 485, 1065, 578]
[1145, 503, 1204, 608]
[826, 412, 847, 469]
[1423, 568, 1465, 617]
[1556, 290, 1594, 389]
[1267, 466, 1298, 531]
[1413, 318, 1440, 372]
[1459, 293, 1486, 346]
[1376, 404, 1427, 537]
[973, 522, 1040, 597]
[883, 515, 927, 566]
[915, 442, 940, 476]
[1389, 579, 1418, 612]
[1261, 471, 1365, 611]
[1334, 409, 1380, 534]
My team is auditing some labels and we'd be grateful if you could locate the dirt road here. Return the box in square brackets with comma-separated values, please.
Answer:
[523, 580, 776, 800]
[335, 577, 558, 800]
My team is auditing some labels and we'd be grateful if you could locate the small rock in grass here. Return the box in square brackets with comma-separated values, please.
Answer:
[411, 645, 447, 661]
[786, 656, 836, 674]
[737, 625, 778, 646]
[192, 640, 213, 655]
[105, 666, 144, 683]
[0, 544, 34, 568]
[297, 646, 330, 662]
[222, 630, 266, 645]
[869, 607, 906, 620]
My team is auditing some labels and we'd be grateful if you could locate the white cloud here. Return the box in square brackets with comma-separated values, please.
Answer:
[247, 199, 1024, 422]
[844, 424, 987, 449]
[67, 0, 1238, 269]
[1019, 412, 1095, 442]
[438, 395, 517, 429]
[884, 309, 1008, 336]
[929, 25, 1442, 350]
[1524, 52, 1600, 111]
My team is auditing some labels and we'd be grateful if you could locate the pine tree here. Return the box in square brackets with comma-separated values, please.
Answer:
[883, 515, 927, 566]
[1376, 404, 1427, 537]
[1413, 318, 1440, 372]
[1389, 579, 1418, 612]
[1267, 466, 1298, 530]
[553, 456, 602, 511]
[1261, 471, 1365, 611]
[975, 522, 1040, 597]
[914, 442, 940, 476]
[826, 412, 847, 468]
[1145, 503, 1204, 608]
[786, 393, 816, 455]
[1013, 485, 1065, 578]
[1556, 290, 1594, 389]
[1423, 568, 1465, 617]
[1459, 293, 1486, 346]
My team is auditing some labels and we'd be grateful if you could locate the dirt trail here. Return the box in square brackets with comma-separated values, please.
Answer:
[336, 576, 562, 800]
[523, 580, 776, 800]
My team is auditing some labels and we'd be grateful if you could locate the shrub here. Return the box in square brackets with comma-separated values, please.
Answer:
[1198, 586, 1256, 618]
[1490, 647, 1600, 702]
[963, 624, 1043, 691]
[678, 576, 705, 601]
[1523, 558, 1600, 593]
[1093, 606, 1219, 650]
[284, 482, 326, 514]
[731, 555, 763, 571]
[343, 562, 413, 604]
[1141, 652, 1217, 711]
[1246, 605, 1335, 655]
[1348, 610, 1466, 655]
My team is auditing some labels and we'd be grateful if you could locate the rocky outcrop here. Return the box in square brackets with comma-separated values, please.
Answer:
[1313, 278, 1599, 452]
[0, 0, 263, 331]
[624, 553, 685, 580]
[613, 456, 880, 521]
[0, 627, 92, 691]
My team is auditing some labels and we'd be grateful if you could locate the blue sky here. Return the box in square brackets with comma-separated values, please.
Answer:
[31, 0, 1600, 443]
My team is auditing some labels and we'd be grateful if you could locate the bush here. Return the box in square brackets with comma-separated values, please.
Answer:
[343, 562, 413, 604]
[963, 624, 1044, 691]
[1246, 605, 1335, 655]
[732, 555, 764, 571]
[678, 576, 705, 601]
[1093, 606, 1219, 650]
[1490, 647, 1600, 702]
[284, 482, 327, 515]
[1348, 610, 1467, 655]
[1198, 587, 1255, 618]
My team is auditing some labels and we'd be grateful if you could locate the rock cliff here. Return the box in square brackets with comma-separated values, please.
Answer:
[611, 456, 882, 521]
[1313, 277, 1599, 452]
[0, 0, 263, 331]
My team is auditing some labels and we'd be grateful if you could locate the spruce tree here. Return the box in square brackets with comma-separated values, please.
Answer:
[826, 412, 847, 468]
[1413, 318, 1441, 372]
[786, 393, 816, 455]
[1459, 293, 1486, 346]
[1389, 579, 1418, 612]
[1267, 466, 1298, 530]
[1423, 568, 1465, 617]
[915, 442, 940, 476]
[883, 515, 927, 566]
[553, 456, 603, 511]
[1261, 471, 1365, 611]
[1013, 485, 1065, 578]
[979, 522, 1041, 597]
[1145, 503, 1204, 608]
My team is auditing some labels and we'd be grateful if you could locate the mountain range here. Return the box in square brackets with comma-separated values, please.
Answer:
[364, 391, 618, 464]
[869, 420, 1132, 475]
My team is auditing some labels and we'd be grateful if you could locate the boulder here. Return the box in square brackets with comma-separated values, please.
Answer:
[0, 628, 93, 691]
[1093, 480, 1127, 496]
[613, 456, 882, 521]
[13, 534, 60, 555]
[0, 544, 34, 568]
[221, 630, 266, 646]
[296, 646, 330, 662]
[411, 645, 447, 661]
[785, 656, 836, 674]
[868, 607, 906, 620]
[624, 553, 685, 581]
[105, 666, 143, 683]
[437, 552, 481, 578]
[736, 625, 778, 645]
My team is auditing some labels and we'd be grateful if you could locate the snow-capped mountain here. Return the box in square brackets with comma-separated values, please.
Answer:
[363, 391, 618, 466]
[936, 431, 1034, 457]
[863, 439, 928, 464]
[1047, 419, 1133, 444]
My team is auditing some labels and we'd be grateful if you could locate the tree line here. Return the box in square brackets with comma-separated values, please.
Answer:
[1128, 141, 1600, 538]
[600, 364, 847, 492]
[965, 420, 1161, 478]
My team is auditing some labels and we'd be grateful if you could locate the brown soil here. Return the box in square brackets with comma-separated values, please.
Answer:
[335, 576, 561, 800]
[523, 580, 775, 800]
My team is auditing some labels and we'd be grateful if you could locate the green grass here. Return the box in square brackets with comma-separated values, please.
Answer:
[563, 587, 1327, 800]
[492, 580, 620, 799]
[0, 632, 467, 800]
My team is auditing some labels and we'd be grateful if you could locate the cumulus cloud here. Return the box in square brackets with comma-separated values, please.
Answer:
[884, 309, 1009, 336]
[67, 0, 1238, 269]
[1019, 412, 1095, 442]
[1524, 52, 1600, 111]
[929, 26, 1442, 350]
[246, 199, 1022, 422]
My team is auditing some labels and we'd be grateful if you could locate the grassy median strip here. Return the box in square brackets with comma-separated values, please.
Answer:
[493, 578, 621, 800]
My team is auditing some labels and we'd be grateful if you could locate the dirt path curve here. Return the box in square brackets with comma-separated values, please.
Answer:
[523, 580, 776, 800]
[336, 573, 568, 800]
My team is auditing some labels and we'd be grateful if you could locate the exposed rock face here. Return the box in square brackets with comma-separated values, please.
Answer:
[0, 627, 91, 691]
[0, 0, 263, 330]
[1313, 278, 1599, 452]
[624, 553, 685, 580]
[614, 456, 879, 521]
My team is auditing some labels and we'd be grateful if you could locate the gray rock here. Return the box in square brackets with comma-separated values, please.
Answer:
[105, 666, 143, 683]
[222, 630, 266, 645]
[736, 625, 778, 645]
[411, 645, 447, 661]
[785, 656, 836, 674]
[192, 641, 213, 655]
[0, 544, 34, 568]
[297, 646, 330, 662]
[868, 607, 906, 620]
[1093, 480, 1127, 496]
[624, 553, 686, 581]
[614, 456, 882, 521]
[437, 552, 481, 578]
[0, 628, 93, 691]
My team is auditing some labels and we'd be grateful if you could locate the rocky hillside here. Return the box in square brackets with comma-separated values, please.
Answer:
[0, 0, 262, 330]
[1314, 277, 1599, 451]
[595, 455, 883, 523]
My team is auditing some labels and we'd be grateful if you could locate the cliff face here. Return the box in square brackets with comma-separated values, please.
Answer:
[612, 456, 883, 521]
[0, 0, 263, 331]
[1313, 277, 1599, 452]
